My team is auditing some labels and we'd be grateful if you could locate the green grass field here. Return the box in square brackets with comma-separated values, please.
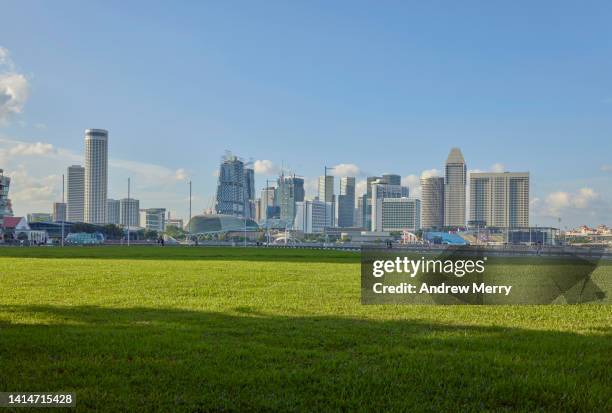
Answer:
[0, 246, 610, 412]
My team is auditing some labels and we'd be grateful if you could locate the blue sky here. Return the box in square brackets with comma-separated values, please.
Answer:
[0, 0, 611, 227]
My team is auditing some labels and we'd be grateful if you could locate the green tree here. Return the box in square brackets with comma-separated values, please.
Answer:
[144, 229, 159, 240]
[102, 224, 124, 240]
[71, 223, 99, 234]
[165, 225, 185, 240]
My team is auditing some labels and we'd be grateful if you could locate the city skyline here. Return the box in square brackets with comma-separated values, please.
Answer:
[1, 2, 611, 227]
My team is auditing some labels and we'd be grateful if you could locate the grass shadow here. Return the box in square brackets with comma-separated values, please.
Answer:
[0, 304, 610, 412]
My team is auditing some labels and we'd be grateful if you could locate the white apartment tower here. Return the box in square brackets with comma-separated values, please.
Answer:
[84, 129, 108, 224]
[66, 165, 85, 222]
[421, 176, 445, 229]
[470, 172, 530, 228]
[444, 148, 466, 227]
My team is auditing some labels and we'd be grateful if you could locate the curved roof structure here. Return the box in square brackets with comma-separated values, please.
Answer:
[187, 214, 259, 234]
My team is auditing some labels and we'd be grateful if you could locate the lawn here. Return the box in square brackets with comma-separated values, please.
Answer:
[0, 246, 610, 412]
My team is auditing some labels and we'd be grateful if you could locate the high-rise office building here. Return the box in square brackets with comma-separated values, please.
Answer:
[355, 197, 364, 228]
[276, 174, 304, 227]
[382, 174, 401, 186]
[444, 148, 467, 227]
[373, 198, 420, 232]
[470, 172, 529, 228]
[84, 129, 108, 224]
[120, 198, 140, 227]
[318, 175, 334, 202]
[53, 202, 66, 222]
[259, 186, 276, 221]
[244, 164, 255, 219]
[0, 170, 13, 226]
[106, 199, 120, 225]
[140, 208, 166, 232]
[294, 200, 332, 234]
[421, 176, 445, 229]
[66, 165, 85, 222]
[360, 176, 381, 231]
[215, 153, 256, 218]
[337, 177, 355, 227]
[370, 178, 409, 231]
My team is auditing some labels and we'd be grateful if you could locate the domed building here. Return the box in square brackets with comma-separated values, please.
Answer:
[186, 214, 259, 234]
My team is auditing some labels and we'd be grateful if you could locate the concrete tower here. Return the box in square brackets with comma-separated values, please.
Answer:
[84, 129, 108, 224]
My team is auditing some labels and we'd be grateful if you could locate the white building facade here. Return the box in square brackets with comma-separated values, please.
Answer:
[373, 198, 420, 232]
[294, 200, 332, 234]
[140, 208, 166, 232]
[470, 172, 529, 228]
[84, 129, 108, 224]
[66, 165, 85, 222]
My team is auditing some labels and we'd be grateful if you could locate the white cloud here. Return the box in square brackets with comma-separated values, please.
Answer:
[355, 179, 367, 197]
[542, 188, 600, 215]
[420, 168, 441, 179]
[0, 136, 192, 215]
[0, 47, 29, 124]
[331, 163, 361, 177]
[491, 163, 505, 173]
[401, 174, 419, 188]
[174, 168, 189, 181]
[5, 165, 59, 211]
[253, 159, 279, 175]
[401, 174, 422, 198]
[601, 165, 612, 172]
[303, 177, 319, 199]
[8, 141, 56, 156]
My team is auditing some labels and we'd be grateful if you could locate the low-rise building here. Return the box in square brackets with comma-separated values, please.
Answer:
[139, 208, 166, 232]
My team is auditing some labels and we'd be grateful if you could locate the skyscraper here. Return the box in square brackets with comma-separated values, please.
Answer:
[120, 198, 140, 227]
[381, 174, 401, 186]
[337, 177, 355, 227]
[215, 154, 245, 217]
[66, 165, 85, 222]
[244, 163, 255, 219]
[318, 175, 334, 202]
[259, 186, 276, 221]
[370, 177, 409, 230]
[0, 170, 12, 226]
[276, 174, 304, 227]
[470, 172, 529, 228]
[361, 176, 381, 230]
[421, 176, 445, 229]
[107, 199, 120, 224]
[53, 202, 66, 222]
[444, 148, 467, 227]
[84, 129, 108, 224]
